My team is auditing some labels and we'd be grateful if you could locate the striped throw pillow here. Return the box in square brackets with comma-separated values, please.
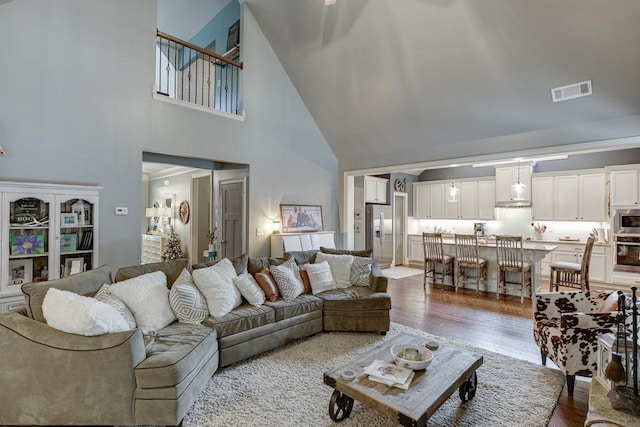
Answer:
[94, 284, 137, 329]
[169, 269, 208, 323]
[270, 258, 305, 301]
[350, 256, 373, 286]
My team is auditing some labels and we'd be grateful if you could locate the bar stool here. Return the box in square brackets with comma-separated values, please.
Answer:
[495, 235, 531, 303]
[549, 234, 596, 291]
[454, 234, 487, 294]
[422, 232, 454, 291]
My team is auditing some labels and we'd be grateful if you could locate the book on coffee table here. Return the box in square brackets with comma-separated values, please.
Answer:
[364, 360, 415, 390]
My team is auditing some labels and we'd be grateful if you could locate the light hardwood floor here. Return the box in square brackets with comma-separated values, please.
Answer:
[387, 269, 590, 427]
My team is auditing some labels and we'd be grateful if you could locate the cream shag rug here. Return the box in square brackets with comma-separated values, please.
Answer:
[382, 266, 423, 280]
[183, 323, 564, 427]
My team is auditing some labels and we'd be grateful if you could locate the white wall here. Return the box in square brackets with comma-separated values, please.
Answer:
[0, 0, 337, 271]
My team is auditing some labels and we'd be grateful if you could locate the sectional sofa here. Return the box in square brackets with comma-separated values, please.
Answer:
[0, 248, 390, 426]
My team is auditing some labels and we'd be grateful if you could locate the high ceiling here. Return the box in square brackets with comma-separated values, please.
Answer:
[244, 0, 640, 172]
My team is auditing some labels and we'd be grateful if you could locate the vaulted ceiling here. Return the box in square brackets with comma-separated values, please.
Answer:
[244, 0, 640, 172]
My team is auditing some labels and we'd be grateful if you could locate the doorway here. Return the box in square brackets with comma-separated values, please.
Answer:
[190, 172, 212, 265]
[220, 178, 246, 258]
[393, 192, 408, 266]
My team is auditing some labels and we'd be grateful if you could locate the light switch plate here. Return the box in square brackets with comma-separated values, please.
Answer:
[115, 207, 128, 215]
[256, 227, 264, 236]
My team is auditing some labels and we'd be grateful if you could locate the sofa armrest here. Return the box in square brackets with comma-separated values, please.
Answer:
[370, 262, 388, 293]
[0, 311, 146, 425]
[561, 311, 621, 331]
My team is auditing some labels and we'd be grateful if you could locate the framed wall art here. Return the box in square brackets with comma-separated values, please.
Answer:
[9, 259, 33, 285]
[10, 233, 45, 255]
[60, 212, 78, 226]
[60, 233, 77, 252]
[280, 204, 324, 233]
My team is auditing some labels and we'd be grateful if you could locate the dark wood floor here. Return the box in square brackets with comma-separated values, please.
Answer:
[387, 269, 590, 427]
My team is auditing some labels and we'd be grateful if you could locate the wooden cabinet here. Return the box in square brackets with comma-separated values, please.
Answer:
[365, 176, 388, 204]
[271, 231, 335, 257]
[495, 164, 531, 205]
[610, 169, 639, 206]
[531, 176, 554, 220]
[0, 182, 100, 312]
[141, 234, 167, 264]
[477, 180, 496, 220]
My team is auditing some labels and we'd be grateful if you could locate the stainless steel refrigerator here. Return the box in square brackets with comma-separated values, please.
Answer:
[365, 204, 393, 268]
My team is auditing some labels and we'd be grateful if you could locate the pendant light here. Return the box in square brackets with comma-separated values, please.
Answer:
[447, 168, 460, 203]
[510, 160, 527, 201]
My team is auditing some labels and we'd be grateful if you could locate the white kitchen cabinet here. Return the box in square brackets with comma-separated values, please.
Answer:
[551, 243, 606, 283]
[579, 173, 606, 220]
[531, 176, 554, 220]
[413, 182, 429, 219]
[365, 176, 388, 204]
[0, 182, 100, 312]
[610, 169, 639, 206]
[495, 164, 531, 205]
[554, 175, 579, 220]
[412, 181, 445, 219]
[429, 183, 445, 219]
[408, 235, 424, 263]
[459, 181, 477, 219]
[444, 183, 460, 219]
[477, 180, 496, 219]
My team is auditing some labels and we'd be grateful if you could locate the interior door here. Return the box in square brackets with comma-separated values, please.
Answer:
[220, 180, 244, 259]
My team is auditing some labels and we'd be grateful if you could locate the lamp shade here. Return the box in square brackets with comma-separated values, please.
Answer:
[145, 207, 158, 218]
[157, 207, 173, 218]
[510, 180, 527, 201]
[447, 184, 460, 203]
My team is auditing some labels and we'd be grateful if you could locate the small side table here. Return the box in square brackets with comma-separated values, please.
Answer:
[202, 250, 217, 263]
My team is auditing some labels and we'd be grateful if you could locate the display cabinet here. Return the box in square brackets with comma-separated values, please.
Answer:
[0, 182, 100, 311]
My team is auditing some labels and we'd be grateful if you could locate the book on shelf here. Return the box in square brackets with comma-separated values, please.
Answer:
[79, 230, 93, 250]
[364, 360, 415, 390]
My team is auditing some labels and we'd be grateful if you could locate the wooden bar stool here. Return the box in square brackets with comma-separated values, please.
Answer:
[549, 234, 596, 291]
[495, 235, 531, 303]
[422, 232, 454, 291]
[454, 233, 487, 294]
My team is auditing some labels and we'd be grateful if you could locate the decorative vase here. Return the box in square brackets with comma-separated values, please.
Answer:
[208, 243, 215, 252]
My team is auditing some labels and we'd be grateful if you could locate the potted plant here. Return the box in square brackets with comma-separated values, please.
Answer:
[207, 227, 217, 252]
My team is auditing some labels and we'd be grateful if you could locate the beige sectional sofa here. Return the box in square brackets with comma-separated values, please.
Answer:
[0, 248, 390, 426]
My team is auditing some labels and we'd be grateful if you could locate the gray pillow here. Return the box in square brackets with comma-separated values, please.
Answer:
[94, 284, 137, 329]
[169, 269, 208, 324]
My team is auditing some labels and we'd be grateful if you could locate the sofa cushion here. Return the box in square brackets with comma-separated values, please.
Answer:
[42, 288, 130, 336]
[351, 256, 374, 287]
[115, 259, 188, 288]
[315, 252, 353, 289]
[264, 294, 323, 322]
[95, 284, 137, 329]
[298, 268, 312, 294]
[304, 261, 336, 295]
[192, 253, 248, 276]
[202, 304, 275, 338]
[284, 250, 317, 265]
[109, 271, 176, 334]
[318, 287, 392, 311]
[22, 265, 112, 322]
[270, 258, 305, 300]
[320, 247, 373, 258]
[233, 273, 266, 306]
[169, 270, 208, 324]
[254, 268, 279, 302]
[247, 257, 285, 276]
[137, 323, 217, 390]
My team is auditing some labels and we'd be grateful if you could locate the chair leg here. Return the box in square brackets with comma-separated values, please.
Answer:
[475, 265, 480, 294]
[540, 349, 547, 366]
[521, 270, 524, 304]
[566, 374, 575, 396]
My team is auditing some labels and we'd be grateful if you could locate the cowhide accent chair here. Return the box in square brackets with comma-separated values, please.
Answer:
[533, 290, 618, 395]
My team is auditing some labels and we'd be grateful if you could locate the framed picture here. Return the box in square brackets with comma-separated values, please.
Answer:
[9, 259, 33, 285]
[226, 19, 240, 52]
[60, 212, 78, 226]
[60, 233, 77, 252]
[280, 204, 324, 233]
[64, 257, 85, 277]
[10, 233, 45, 255]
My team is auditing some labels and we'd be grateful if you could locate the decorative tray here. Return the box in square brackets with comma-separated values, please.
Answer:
[558, 237, 580, 242]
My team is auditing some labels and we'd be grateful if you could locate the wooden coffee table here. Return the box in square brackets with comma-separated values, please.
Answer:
[323, 332, 483, 426]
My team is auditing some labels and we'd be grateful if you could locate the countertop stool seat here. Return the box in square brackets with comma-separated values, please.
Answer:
[454, 234, 487, 294]
[549, 235, 595, 292]
[495, 235, 531, 303]
[422, 232, 455, 291]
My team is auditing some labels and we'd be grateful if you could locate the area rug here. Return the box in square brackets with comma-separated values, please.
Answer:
[182, 323, 564, 427]
[382, 266, 423, 280]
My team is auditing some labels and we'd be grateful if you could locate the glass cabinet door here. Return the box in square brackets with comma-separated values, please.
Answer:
[57, 197, 97, 277]
[5, 195, 53, 287]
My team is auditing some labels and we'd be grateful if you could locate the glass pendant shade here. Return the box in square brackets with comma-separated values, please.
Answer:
[510, 179, 527, 201]
[447, 183, 460, 202]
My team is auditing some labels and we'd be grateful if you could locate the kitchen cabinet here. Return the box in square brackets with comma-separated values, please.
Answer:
[610, 169, 639, 206]
[477, 180, 496, 219]
[413, 179, 493, 220]
[495, 164, 531, 205]
[553, 173, 606, 221]
[408, 235, 424, 263]
[429, 183, 445, 219]
[365, 176, 388, 204]
[413, 182, 429, 219]
[554, 175, 579, 220]
[531, 176, 554, 220]
[459, 181, 477, 219]
[551, 243, 606, 283]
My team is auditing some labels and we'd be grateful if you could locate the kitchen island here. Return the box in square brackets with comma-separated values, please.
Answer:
[408, 234, 557, 298]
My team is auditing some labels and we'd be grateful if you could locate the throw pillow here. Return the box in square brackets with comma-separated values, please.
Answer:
[42, 288, 130, 336]
[233, 273, 266, 306]
[94, 284, 137, 329]
[109, 271, 176, 333]
[316, 252, 354, 289]
[254, 267, 279, 302]
[298, 268, 312, 294]
[351, 256, 374, 287]
[270, 257, 305, 301]
[192, 258, 242, 317]
[169, 269, 208, 323]
[304, 261, 337, 295]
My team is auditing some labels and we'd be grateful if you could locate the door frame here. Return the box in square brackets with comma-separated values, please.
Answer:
[189, 171, 213, 265]
[219, 177, 248, 257]
[392, 191, 408, 267]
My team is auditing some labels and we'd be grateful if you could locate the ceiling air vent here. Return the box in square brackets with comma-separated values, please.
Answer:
[551, 80, 592, 103]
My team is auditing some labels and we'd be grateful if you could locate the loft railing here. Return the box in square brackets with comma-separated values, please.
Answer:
[155, 30, 243, 115]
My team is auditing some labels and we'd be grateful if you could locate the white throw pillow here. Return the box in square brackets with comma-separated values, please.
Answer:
[304, 261, 337, 295]
[43, 288, 130, 336]
[233, 273, 266, 306]
[169, 269, 209, 323]
[109, 271, 176, 333]
[350, 256, 373, 287]
[94, 284, 137, 329]
[192, 258, 242, 317]
[270, 257, 305, 301]
[316, 252, 354, 288]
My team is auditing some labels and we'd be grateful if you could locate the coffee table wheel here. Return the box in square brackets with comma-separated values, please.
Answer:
[458, 371, 477, 402]
[329, 389, 354, 422]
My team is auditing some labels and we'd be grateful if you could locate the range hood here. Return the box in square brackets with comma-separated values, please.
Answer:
[495, 200, 531, 208]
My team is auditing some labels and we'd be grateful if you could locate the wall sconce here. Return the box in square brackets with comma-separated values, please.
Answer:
[271, 220, 282, 234]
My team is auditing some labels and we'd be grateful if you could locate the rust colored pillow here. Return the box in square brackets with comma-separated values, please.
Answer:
[299, 268, 312, 294]
[255, 267, 279, 302]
